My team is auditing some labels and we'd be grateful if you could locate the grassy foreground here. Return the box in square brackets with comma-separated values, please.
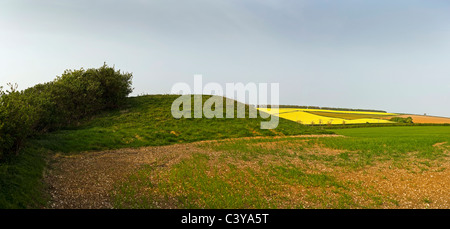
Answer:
[4, 94, 449, 209]
[113, 126, 450, 209]
[0, 95, 327, 208]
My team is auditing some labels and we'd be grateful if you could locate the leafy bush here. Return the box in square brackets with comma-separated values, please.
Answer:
[0, 84, 39, 158]
[390, 117, 413, 124]
[0, 63, 133, 159]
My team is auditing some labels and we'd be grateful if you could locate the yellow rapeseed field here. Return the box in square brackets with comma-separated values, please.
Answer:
[258, 108, 397, 125]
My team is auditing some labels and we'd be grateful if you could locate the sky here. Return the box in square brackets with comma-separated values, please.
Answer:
[1, 0, 450, 116]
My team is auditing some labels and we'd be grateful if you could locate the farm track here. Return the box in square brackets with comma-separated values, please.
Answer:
[44, 135, 450, 209]
[45, 142, 203, 209]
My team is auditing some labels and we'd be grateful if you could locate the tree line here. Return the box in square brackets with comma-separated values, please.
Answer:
[258, 104, 387, 113]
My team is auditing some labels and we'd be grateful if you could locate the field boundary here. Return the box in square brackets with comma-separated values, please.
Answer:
[192, 134, 345, 144]
[321, 123, 450, 129]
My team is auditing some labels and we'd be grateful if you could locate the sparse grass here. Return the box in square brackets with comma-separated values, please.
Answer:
[423, 198, 432, 204]
[113, 126, 450, 209]
[112, 146, 398, 209]
[113, 153, 279, 209]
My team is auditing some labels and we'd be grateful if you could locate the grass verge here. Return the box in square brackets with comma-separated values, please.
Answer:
[0, 145, 49, 208]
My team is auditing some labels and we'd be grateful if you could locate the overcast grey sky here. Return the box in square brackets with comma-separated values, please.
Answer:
[1, 0, 450, 116]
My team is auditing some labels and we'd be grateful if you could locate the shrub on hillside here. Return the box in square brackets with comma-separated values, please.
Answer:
[0, 64, 133, 159]
[390, 117, 413, 124]
[0, 84, 40, 158]
[52, 64, 133, 123]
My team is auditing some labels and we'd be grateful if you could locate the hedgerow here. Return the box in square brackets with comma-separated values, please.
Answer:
[0, 63, 133, 159]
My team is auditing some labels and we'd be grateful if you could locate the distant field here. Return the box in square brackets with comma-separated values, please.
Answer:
[380, 114, 450, 124]
[305, 111, 393, 120]
[333, 125, 450, 137]
[258, 108, 396, 125]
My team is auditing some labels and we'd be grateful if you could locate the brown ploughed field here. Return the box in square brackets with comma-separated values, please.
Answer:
[382, 115, 450, 124]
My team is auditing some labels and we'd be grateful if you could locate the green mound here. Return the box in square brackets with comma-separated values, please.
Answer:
[34, 94, 330, 153]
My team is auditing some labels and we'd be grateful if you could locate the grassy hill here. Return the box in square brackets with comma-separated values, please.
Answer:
[34, 95, 330, 153]
[0, 94, 330, 208]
